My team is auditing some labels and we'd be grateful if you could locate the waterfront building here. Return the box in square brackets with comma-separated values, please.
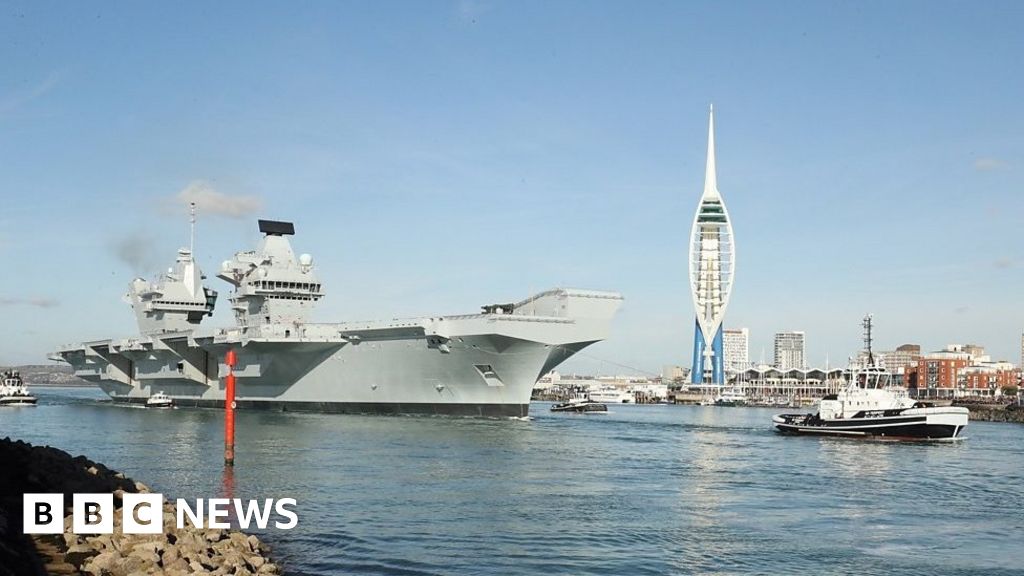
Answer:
[958, 362, 1020, 397]
[662, 365, 690, 385]
[904, 349, 971, 398]
[722, 328, 749, 371]
[688, 106, 736, 385]
[773, 331, 806, 370]
[736, 366, 844, 401]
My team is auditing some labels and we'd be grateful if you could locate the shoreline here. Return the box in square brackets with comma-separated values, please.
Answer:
[0, 437, 281, 576]
[955, 403, 1024, 423]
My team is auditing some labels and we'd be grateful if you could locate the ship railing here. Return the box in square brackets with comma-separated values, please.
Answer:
[443, 313, 574, 323]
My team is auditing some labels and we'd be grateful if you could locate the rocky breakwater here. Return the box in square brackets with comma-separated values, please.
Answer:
[956, 402, 1024, 423]
[0, 437, 281, 576]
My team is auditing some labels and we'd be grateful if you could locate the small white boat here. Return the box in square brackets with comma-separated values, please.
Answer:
[587, 385, 633, 404]
[551, 389, 607, 413]
[0, 370, 37, 406]
[146, 391, 174, 409]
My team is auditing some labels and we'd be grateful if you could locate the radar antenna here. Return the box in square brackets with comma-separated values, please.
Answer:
[189, 202, 196, 255]
[862, 314, 874, 367]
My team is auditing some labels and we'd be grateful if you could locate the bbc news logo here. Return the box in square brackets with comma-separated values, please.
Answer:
[24, 494, 298, 534]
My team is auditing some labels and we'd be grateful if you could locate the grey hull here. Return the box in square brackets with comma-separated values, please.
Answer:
[57, 289, 623, 417]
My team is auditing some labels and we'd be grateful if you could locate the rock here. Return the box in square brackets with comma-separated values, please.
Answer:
[221, 550, 247, 570]
[247, 554, 266, 570]
[64, 543, 100, 567]
[161, 544, 180, 566]
[62, 529, 83, 549]
[163, 556, 190, 572]
[87, 466, 99, 475]
[125, 548, 160, 570]
[130, 540, 164, 555]
[134, 481, 150, 493]
[245, 535, 261, 552]
[176, 531, 205, 552]
[119, 555, 146, 575]
[83, 550, 121, 576]
[257, 562, 280, 575]
[86, 533, 115, 552]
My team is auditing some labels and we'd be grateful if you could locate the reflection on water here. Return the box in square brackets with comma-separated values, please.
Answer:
[817, 437, 895, 479]
[2, 389, 1022, 576]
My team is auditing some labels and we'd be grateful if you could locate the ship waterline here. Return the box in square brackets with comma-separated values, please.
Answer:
[53, 218, 623, 416]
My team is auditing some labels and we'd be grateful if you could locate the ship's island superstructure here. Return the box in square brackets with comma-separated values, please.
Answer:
[53, 216, 622, 417]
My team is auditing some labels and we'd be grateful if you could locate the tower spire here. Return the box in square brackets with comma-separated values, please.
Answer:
[703, 104, 719, 198]
[189, 202, 196, 255]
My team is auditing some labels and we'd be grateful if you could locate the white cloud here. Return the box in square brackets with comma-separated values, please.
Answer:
[993, 257, 1019, 269]
[457, 0, 491, 22]
[973, 157, 1008, 171]
[175, 181, 263, 219]
[0, 70, 64, 118]
[0, 296, 59, 308]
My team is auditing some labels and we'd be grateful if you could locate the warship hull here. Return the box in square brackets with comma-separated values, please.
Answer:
[55, 290, 622, 417]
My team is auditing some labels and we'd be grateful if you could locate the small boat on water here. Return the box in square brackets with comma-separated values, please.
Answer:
[0, 369, 38, 406]
[773, 315, 968, 440]
[714, 386, 748, 406]
[587, 385, 633, 404]
[551, 389, 608, 413]
[146, 391, 174, 409]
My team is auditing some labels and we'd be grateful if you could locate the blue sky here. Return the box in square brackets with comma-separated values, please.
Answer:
[1, 1, 1022, 372]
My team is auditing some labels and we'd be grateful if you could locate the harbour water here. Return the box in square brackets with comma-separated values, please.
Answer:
[4, 387, 1022, 576]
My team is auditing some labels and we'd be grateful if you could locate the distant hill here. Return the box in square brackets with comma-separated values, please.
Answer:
[6, 364, 92, 387]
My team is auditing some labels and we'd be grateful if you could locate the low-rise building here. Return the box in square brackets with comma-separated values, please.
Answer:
[904, 345, 1016, 398]
[958, 362, 1020, 397]
[662, 365, 690, 385]
[735, 365, 844, 401]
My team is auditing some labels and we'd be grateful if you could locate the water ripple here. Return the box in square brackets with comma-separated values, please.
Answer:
[4, 390, 1022, 575]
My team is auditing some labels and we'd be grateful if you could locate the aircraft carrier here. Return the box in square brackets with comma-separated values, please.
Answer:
[52, 212, 623, 417]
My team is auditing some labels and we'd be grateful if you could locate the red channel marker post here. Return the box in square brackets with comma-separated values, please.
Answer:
[224, 349, 237, 466]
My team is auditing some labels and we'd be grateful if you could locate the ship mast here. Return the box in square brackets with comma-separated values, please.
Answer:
[863, 314, 874, 367]
[189, 202, 196, 255]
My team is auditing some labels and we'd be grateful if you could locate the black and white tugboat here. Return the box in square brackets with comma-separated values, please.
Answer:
[550, 388, 608, 413]
[0, 369, 38, 406]
[773, 315, 968, 440]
